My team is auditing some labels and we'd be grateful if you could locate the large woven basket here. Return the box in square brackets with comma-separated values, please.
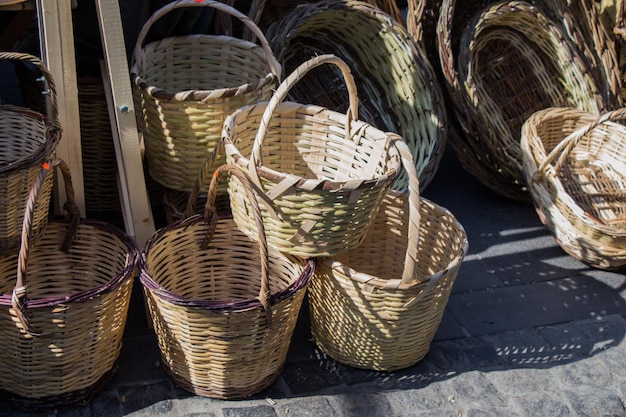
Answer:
[0, 52, 60, 255]
[268, 0, 446, 191]
[0, 158, 138, 410]
[130, 0, 281, 192]
[223, 54, 401, 258]
[521, 106, 626, 270]
[308, 136, 468, 371]
[437, 0, 618, 202]
[139, 164, 314, 399]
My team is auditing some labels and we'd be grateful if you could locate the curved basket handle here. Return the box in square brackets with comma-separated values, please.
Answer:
[184, 138, 224, 217]
[247, 54, 359, 186]
[534, 107, 626, 181]
[0, 51, 59, 129]
[390, 135, 421, 285]
[12, 158, 81, 336]
[204, 164, 272, 325]
[131, 0, 281, 78]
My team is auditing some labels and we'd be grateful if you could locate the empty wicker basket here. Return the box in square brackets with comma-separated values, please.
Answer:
[139, 164, 314, 399]
[521, 106, 626, 270]
[308, 136, 468, 371]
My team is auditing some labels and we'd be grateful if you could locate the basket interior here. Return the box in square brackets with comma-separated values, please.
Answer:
[0, 222, 131, 300]
[0, 106, 48, 169]
[144, 217, 306, 302]
[333, 195, 467, 281]
[137, 36, 273, 93]
[230, 106, 398, 183]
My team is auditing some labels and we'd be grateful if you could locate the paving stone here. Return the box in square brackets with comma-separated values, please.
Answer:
[118, 381, 176, 415]
[439, 371, 506, 409]
[110, 333, 169, 387]
[433, 309, 468, 341]
[511, 394, 572, 417]
[385, 381, 456, 413]
[483, 327, 554, 367]
[222, 405, 276, 417]
[280, 360, 344, 395]
[422, 340, 472, 375]
[275, 397, 336, 417]
[483, 367, 560, 395]
[564, 389, 625, 417]
[449, 255, 503, 294]
[89, 390, 124, 417]
[328, 393, 392, 416]
[558, 356, 613, 389]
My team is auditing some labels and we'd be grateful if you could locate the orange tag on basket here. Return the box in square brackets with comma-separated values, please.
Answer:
[42, 162, 50, 170]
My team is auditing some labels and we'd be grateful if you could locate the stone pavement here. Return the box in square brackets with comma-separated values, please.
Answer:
[1, 148, 625, 417]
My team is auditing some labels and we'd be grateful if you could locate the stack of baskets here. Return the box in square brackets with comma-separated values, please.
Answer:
[433, 0, 621, 202]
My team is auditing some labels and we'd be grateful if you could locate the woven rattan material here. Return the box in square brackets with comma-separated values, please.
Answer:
[308, 138, 468, 371]
[223, 54, 401, 258]
[139, 164, 314, 399]
[0, 158, 138, 409]
[521, 106, 626, 270]
[0, 52, 60, 255]
[131, 0, 281, 192]
[268, 0, 446, 191]
[437, 0, 619, 202]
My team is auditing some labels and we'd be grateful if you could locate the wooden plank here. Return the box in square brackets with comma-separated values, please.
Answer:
[35, 0, 85, 214]
[94, 0, 155, 247]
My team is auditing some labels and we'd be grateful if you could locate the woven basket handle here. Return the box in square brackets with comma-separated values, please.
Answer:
[12, 157, 81, 336]
[390, 135, 421, 285]
[184, 138, 224, 217]
[131, 0, 281, 78]
[248, 54, 359, 181]
[535, 107, 626, 180]
[0, 51, 59, 128]
[205, 164, 272, 324]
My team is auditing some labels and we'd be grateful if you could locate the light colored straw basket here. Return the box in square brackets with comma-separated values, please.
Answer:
[308, 136, 468, 371]
[0, 52, 60, 255]
[0, 158, 138, 410]
[223, 54, 401, 258]
[130, 0, 281, 192]
[139, 164, 314, 399]
[521, 106, 626, 270]
[438, 0, 618, 202]
[268, 0, 446, 191]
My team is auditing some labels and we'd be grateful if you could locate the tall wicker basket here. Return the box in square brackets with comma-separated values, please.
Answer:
[0, 52, 61, 255]
[130, 0, 281, 192]
[223, 54, 401, 258]
[308, 137, 468, 371]
[521, 106, 626, 270]
[0, 158, 138, 410]
[139, 164, 314, 399]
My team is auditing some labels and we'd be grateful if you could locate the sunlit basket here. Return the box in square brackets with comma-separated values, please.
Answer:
[268, 0, 446, 191]
[437, 0, 618, 202]
[521, 106, 626, 270]
[308, 137, 468, 371]
[0, 52, 61, 255]
[223, 54, 401, 258]
[139, 164, 314, 399]
[0, 158, 138, 410]
[130, 0, 281, 192]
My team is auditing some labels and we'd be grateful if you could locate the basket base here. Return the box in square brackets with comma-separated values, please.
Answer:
[0, 363, 118, 412]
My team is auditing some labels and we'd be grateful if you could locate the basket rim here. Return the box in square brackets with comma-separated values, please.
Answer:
[0, 217, 138, 309]
[325, 194, 468, 290]
[223, 101, 400, 192]
[139, 213, 315, 310]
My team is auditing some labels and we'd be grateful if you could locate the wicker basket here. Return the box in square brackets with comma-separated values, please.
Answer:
[437, 0, 618, 202]
[308, 136, 468, 371]
[268, 0, 446, 191]
[139, 164, 314, 399]
[130, 0, 281, 192]
[0, 158, 138, 410]
[223, 54, 401, 258]
[521, 106, 626, 270]
[0, 52, 60, 255]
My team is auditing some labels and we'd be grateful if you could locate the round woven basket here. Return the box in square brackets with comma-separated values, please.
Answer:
[130, 0, 281, 192]
[139, 164, 314, 399]
[268, 0, 446, 191]
[521, 106, 626, 270]
[223, 54, 401, 258]
[308, 137, 468, 371]
[437, 0, 617, 202]
[0, 52, 60, 255]
[0, 158, 138, 410]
